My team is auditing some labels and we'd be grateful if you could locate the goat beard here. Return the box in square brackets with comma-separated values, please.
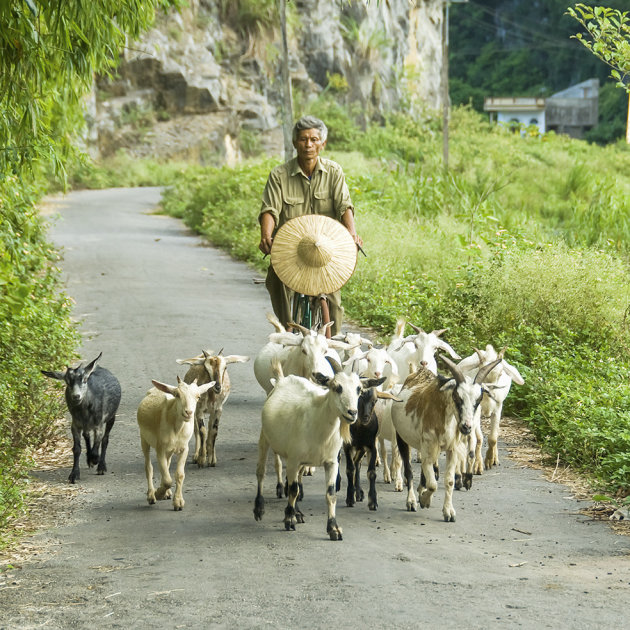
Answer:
[339, 419, 352, 444]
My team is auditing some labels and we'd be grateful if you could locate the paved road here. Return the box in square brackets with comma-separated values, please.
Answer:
[1, 188, 629, 629]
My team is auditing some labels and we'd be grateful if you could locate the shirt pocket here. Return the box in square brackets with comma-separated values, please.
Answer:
[282, 194, 305, 219]
[313, 191, 334, 217]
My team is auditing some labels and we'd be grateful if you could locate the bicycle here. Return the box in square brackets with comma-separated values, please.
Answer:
[269, 214, 363, 339]
[290, 292, 332, 338]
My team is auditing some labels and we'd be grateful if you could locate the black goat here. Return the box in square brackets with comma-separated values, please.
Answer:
[42, 352, 121, 483]
[343, 379, 397, 511]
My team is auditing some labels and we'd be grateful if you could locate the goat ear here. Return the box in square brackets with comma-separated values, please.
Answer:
[363, 376, 387, 389]
[41, 369, 66, 380]
[176, 357, 204, 365]
[198, 380, 216, 395]
[438, 378, 456, 393]
[313, 372, 331, 387]
[439, 340, 461, 360]
[376, 390, 403, 402]
[225, 355, 250, 364]
[482, 385, 502, 402]
[84, 352, 102, 377]
[503, 361, 525, 385]
[269, 332, 302, 346]
[152, 380, 177, 396]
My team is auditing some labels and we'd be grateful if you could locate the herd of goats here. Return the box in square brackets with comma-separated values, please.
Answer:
[41, 315, 524, 542]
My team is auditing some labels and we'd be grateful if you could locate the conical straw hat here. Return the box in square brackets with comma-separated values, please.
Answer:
[270, 215, 357, 295]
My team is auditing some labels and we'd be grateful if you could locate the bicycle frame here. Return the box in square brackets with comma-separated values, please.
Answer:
[291, 293, 331, 338]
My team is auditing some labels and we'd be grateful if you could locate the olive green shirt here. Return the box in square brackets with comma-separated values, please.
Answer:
[259, 156, 354, 230]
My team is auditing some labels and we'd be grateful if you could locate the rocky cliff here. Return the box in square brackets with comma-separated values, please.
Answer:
[90, 0, 443, 164]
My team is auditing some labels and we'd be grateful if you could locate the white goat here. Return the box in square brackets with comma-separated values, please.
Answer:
[391, 357, 501, 522]
[387, 318, 461, 379]
[253, 320, 349, 394]
[176, 349, 250, 467]
[137, 377, 215, 511]
[254, 357, 381, 540]
[332, 331, 373, 363]
[344, 346, 399, 391]
[457, 345, 525, 470]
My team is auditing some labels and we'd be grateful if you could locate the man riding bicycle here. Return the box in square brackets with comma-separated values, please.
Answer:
[258, 115, 363, 336]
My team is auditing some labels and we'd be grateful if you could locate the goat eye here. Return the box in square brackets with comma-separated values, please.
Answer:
[357, 387, 361, 395]
[335, 385, 343, 394]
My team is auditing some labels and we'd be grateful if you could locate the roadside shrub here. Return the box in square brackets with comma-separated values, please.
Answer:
[0, 180, 79, 538]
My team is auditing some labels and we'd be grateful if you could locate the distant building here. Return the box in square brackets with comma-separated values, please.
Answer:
[483, 79, 599, 139]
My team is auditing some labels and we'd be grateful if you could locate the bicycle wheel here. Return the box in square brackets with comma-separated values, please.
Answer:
[291, 293, 312, 330]
[311, 295, 331, 338]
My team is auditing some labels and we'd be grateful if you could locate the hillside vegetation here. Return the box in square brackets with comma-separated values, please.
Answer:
[154, 105, 630, 498]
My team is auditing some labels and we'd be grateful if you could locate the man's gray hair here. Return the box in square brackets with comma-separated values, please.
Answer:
[292, 116, 328, 143]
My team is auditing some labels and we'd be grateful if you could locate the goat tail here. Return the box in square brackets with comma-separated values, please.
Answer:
[270, 358, 284, 382]
[393, 317, 406, 339]
[266, 312, 286, 333]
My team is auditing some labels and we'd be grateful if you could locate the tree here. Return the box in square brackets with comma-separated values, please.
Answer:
[0, 0, 178, 181]
[567, 4, 630, 92]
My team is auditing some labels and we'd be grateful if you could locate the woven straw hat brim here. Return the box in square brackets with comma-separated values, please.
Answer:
[270, 215, 357, 295]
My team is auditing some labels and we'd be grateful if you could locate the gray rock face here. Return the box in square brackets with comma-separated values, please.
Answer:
[91, 0, 443, 162]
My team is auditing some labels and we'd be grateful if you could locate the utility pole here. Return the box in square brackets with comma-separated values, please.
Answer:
[442, 0, 468, 171]
[277, 0, 294, 162]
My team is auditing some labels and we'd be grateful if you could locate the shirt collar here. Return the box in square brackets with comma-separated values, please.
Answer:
[290, 157, 328, 179]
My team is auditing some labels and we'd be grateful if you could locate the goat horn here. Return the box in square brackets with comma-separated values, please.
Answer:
[475, 358, 503, 384]
[440, 355, 465, 384]
[431, 328, 448, 337]
[498, 346, 507, 359]
[474, 348, 484, 364]
[288, 321, 310, 336]
[218, 348, 224, 356]
[325, 355, 342, 374]
[408, 322, 424, 334]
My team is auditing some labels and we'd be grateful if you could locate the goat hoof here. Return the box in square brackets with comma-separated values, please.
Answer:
[368, 503, 377, 511]
[275, 483, 283, 499]
[463, 473, 473, 491]
[327, 519, 343, 541]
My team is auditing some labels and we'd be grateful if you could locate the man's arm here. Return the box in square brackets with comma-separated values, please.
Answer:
[341, 208, 363, 249]
[259, 212, 275, 255]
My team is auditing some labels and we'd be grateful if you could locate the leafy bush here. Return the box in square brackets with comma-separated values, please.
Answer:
[0, 179, 79, 538]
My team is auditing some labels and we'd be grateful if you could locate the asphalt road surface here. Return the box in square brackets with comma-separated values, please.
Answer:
[1, 188, 629, 629]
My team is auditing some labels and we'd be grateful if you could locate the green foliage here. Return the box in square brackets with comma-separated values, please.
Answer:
[0, 0, 179, 541]
[449, 0, 629, 143]
[159, 106, 630, 495]
[568, 4, 630, 92]
[0, 179, 79, 536]
[66, 151, 194, 190]
[0, 0, 177, 181]
[161, 159, 276, 267]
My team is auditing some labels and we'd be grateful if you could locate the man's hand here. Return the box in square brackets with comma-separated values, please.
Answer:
[259, 212, 275, 255]
[259, 236, 273, 255]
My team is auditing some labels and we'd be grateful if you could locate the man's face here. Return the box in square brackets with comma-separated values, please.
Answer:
[294, 128, 326, 162]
